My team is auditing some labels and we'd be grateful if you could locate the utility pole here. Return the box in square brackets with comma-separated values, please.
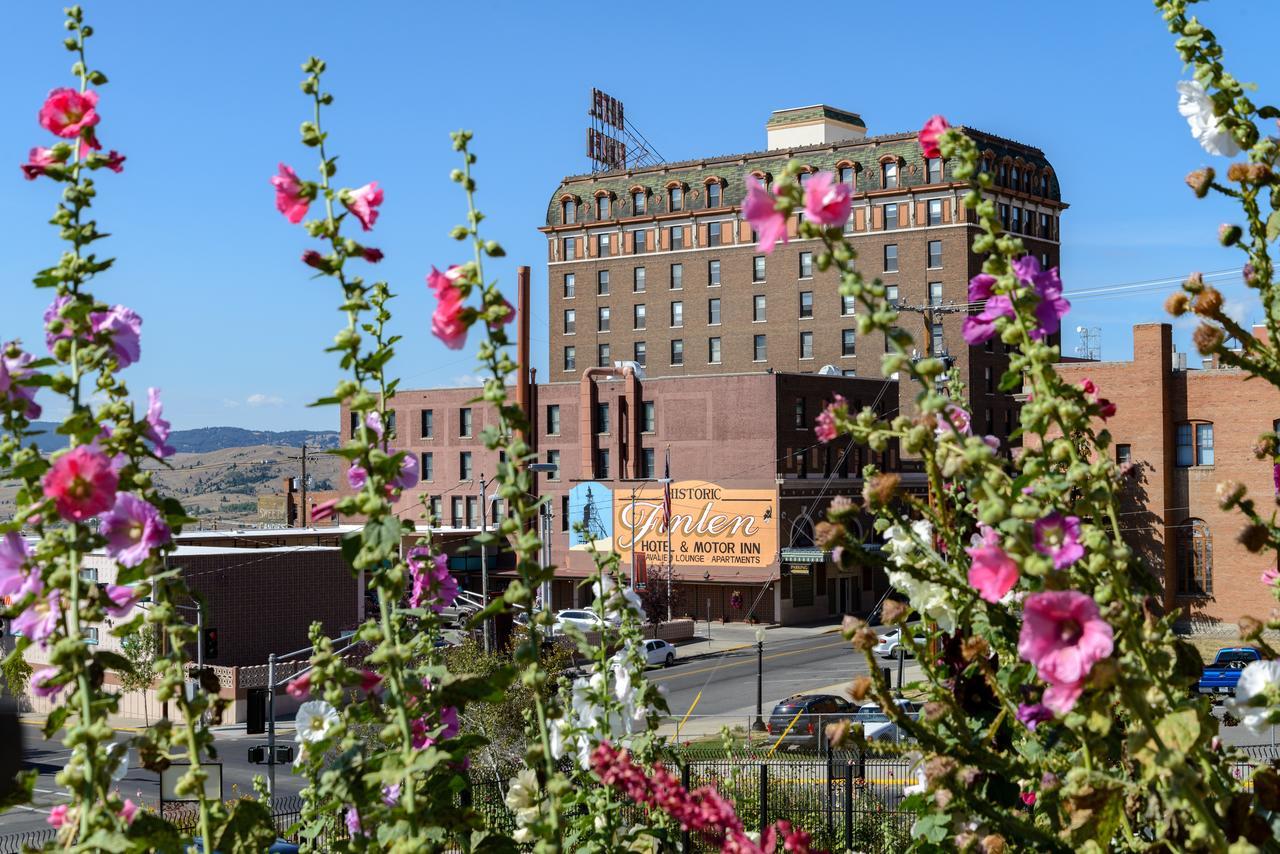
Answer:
[629, 485, 638, 589]
[479, 474, 489, 653]
[285, 442, 321, 527]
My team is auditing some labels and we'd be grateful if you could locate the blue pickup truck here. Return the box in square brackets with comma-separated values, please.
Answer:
[1196, 647, 1263, 698]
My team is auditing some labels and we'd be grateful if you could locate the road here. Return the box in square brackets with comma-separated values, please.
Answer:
[0, 723, 306, 837]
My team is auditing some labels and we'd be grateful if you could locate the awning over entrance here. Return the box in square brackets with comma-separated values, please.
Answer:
[780, 547, 828, 564]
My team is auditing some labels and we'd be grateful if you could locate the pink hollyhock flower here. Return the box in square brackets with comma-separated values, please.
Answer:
[382, 784, 401, 806]
[47, 804, 69, 828]
[917, 115, 950, 159]
[408, 548, 459, 613]
[0, 344, 42, 420]
[742, 177, 788, 255]
[43, 294, 78, 354]
[344, 182, 383, 231]
[91, 305, 143, 369]
[1016, 702, 1053, 731]
[21, 146, 66, 180]
[1017, 590, 1114, 714]
[935, 403, 972, 436]
[1096, 398, 1117, 420]
[1033, 512, 1084, 569]
[345, 806, 364, 838]
[1020, 791, 1037, 807]
[983, 434, 1001, 451]
[103, 584, 145, 618]
[100, 492, 171, 567]
[814, 395, 845, 443]
[1079, 378, 1098, 396]
[119, 799, 138, 825]
[391, 452, 419, 491]
[965, 527, 1019, 603]
[99, 151, 126, 173]
[428, 266, 470, 350]
[39, 88, 100, 138]
[270, 163, 311, 224]
[1012, 256, 1071, 340]
[968, 273, 997, 302]
[365, 411, 384, 440]
[13, 588, 61, 647]
[962, 294, 1015, 345]
[285, 673, 311, 700]
[0, 532, 32, 598]
[346, 465, 367, 490]
[310, 498, 339, 523]
[1274, 463, 1280, 496]
[1262, 567, 1279, 587]
[302, 250, 327, 271]
[362, 247, 384, 263]
[802, 171, 851, 227]
[359, 669, 383, 694]
[411, 704, 460, 750]
[43, 445, 118, 521]
[31, 667, 63, 700]
[143, 388, 174, 458]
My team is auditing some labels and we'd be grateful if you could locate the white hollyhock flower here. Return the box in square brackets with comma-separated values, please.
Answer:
[295, 700, 339, 745]
[1177, 80, 1240, 157]
[592, 572, 646, 622]
[902, 752, 927, 797]
[882, 519, 957, 632]
[1226, 660, 1280, 735]
[504, 769, 538, 812]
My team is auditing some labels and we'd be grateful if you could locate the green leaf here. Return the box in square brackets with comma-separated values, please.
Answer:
[1156, 708, 1201, 754]
[43, 704, 71, 738]
[911, 813, 950, 844]
[998, 368, 1023, 392]
[212, 797, 278, 853]
[1267, 211, 1280, 243]
[125, 812, 184, 852]
[94, 650, 136, 676]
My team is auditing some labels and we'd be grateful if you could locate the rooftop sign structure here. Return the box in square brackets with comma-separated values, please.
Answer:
[586, 87, 664, 174]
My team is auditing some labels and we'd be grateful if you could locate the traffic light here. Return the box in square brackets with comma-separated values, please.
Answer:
[203, 627, 218, 660]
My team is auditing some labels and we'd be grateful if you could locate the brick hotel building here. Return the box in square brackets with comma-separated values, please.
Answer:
[343, 105, 1067, 624]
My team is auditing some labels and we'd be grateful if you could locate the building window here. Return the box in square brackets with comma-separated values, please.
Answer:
[547, 449, 560, 480]
[641, 448, 656, 478]
[794, 397, 807, 428]
[641, 400, 656, 433]
[633, 230, 646, 253]
[421, 409, 433, 439]
[883, 244, 898, 273]
[597, 233, 610, 257]
[451, 496, 464, 527]
[597, 270, 609, 295]
[670, 301, 683, 328]
[459, 407, 472, 437]
[1011, 165, 1020, 187]
[885, 327, 900, 352]
[430, 496, 442, 522]
[932, 323, 944, 355]
[703, 182, 721, 208]
[707, 222, 722, 248]
[926, 158, 942, 183]
[421, 452, 434, 482]
[1176, 518, 1212, 595]
[670, 263, 683, 290]
[670, 339, 684, 365]
[753, 294, 767, 322]
[800, 330, 814, 359]
[708, 259, 721, 286]
[384, 410, 397, 438]
[1176, 422, 1214, 466]
[563, 200, 577, 224]
[546, 404, 560, 436]
[466, 496, 479, 528]
[999, 203, 1010, 229]
[1116, 444, 1131, 464]
[633, 340, 647, 366]
[598, 306, 611, 332]
[563, 346, 576, 371]
[927, 198, 942, 226]
[1011, 207, 1022, 234]
[883, 203, 899, 229]
[596, 402, 610, 434]
[927, 240, 942, 269]
[708, 336, 722, 364]
[633, 303, 646, 330]
[669, 186, 683, 211]
[929, 282, 943, 306]
[882, 161, 898, 189]
[670, 226, 684, 250]
[349, 411, 358, 438]
[596, 195, 610, 219]
[596, 448, 610, 479]
[886, 285, 899, 307]
[563, 237, 576, 261]
[459, 451, 473, 480]
[708, 298, 721, 325]
[842, 329, 856, 357]
[753, 256, 766, 282]
[841, 294, 856, 316]
[798, 252, 813, 278]
[799, 172, 812, 188]
[597, 343, 611, 367]
[984, 366, 993, 393]
[564, 309, 576, 334]
[799, 291, 813, 319]
[563, 273, 576, 298]
[561, 495, 570, 531]
[754, 334, 767, 361]
[630, 189, 647, 214]
[633, 266, 646, 292]
[839, 165, 855, 186]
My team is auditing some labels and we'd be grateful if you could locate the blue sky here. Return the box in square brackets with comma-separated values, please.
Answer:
[0, 1, 1271, 430]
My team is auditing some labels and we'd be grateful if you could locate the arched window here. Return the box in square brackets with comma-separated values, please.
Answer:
[705, 178, 723, 208]
[562, 199, 577, 225]
[630, 186, 648, 215]
[881, 160, 898, 189]
[595, 194, 611, 220]
[668, 184, 684, 211]
[1176, 518, 1212, 595]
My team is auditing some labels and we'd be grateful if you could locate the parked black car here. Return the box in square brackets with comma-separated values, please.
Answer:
[765, 694, 855, 748]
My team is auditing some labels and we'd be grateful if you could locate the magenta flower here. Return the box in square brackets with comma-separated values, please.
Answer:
[0, 532, 32, 598]
[311, 498, 339, 523]
[90, 305, 143, 369]
[935, 402, 972, 437]
[13, 588, 62, 647]
[270, 163, 311, 224]
[362, 247, 384, 263]
[802, 171, 851, 227]
[428, 265, 469, 350]
[100, 492, 171, 567]
[286, 673, 311, 700]
[98, 150, 126, 173]
[1013, 256, 1070, 340]
[143, 388, 175, 459]
[1274, 463, 1280, 496]
[359, 669, 383, 694]
[962, 294, 1015, 345]
[43, 445, 118, 522]
[1262, 567, 1279, 587]
[1017, 590, 1114, 714]
[31, 667, 63, 700]
[917, 115, 950, 159]
[118, 800, 138, 825]
[345, 807, 364, 838]
[411, 704, 460, 750]
[21, 146, 66, 180]
[39, 88, 100, 138]
[489, 296, 516, 331]
[302, 250, 328, 271]
[965, 527, 1020, 603]
[968, 273, 997, 302]
[1016, 702, 1053, 731]
[408, 548, 458, 613]
[104, 584, 144, 618]
[346, 465, 367, 490]
[365, 410, 384, 440]
[382, 784, 401, 806]
[343, 182, 383, 231]
[741, 177, 788, 255]
[1, 342, 43, 419]
[47, 804, 69, 829]
[43, 294, 77, 354]
[391, 452, 419, 491]
[814, 395, 845, 443]
[1033, 512, 1084, 569]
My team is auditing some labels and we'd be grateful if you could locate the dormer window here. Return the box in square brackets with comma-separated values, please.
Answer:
[669, 186, 683, 211]
[563, 199, 577, 224]
[926, 158, 942, 183]
[882, 161, 898, 189]
[633, 190, 647, 214]
[706, 182, 721, 207]
[839, 165, 855, 186]
[596, 195, 611, 219]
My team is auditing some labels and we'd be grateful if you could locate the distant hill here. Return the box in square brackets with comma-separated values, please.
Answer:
[25, 422, 341, 454]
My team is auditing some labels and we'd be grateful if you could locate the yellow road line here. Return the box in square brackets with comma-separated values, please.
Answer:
[768, 708, 806, 757]
[677, 691, 703, 741]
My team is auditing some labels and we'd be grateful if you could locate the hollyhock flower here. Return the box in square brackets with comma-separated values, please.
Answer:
[21, 146, 66, 180]
[918, 115, 950, 159]
[143, 388, 174, 458]
[47, 804, 69, 828]
[13, 588, 62, 647]
[310, 498, 338, 523]
[364, 410, 384, 440]
[43, 295, 77, 354]
[43, 445, 118, 521]
[294, 700, 339, 746]
[0, 532, 32, 598]
[489, 296, 516, 330]
[98, 150, 126, 173]
[741, 177, 788, 255]
[285, 673, 311, 700]
[1012, 256, 1071, 340]
[345, 807, 364, 838]
[302, 250, 327, 271]
[358, 670, 382, 694]
[592, 572, 644, 621]
[814, 395, 845, 443]
[968, 274, 997, 302]
[39, 88, 100, 138]
[1262, 567, 1279, 587]
[362, 247, 384, 263]
[965, 527, 1019, 603]
[1079, 379, 1097, 396]
[962, 294, 1015, 345]
[103, 584, 145, 619]
[1016, 702, 1053, 731]
[428, 266, 470, 350]
[270, 163, 311, 224]
[412, 704, 460, 750]
[1226, 660, 1280, 735]
[408, 548, 459, 613]
[31, 667, 63, 700]
[802, 171, 851, 227]
[343, 182, 383, 231]
[982, 434, 1001, 452]
[1017, 590, 1114, 714]
[935, 403, 972, 437]
[1176, 80, 1240, 158]
[1020, 791, 1037, 807]
[1096, 398, 1117, 419]
[391, 451, 419, 490]
[91, 305, 143, 369]
[381, 784, 401, 806]
[346, 465, 367, 490]
[1, 343, 43, 419]
[1033, 512, 1084, 569]
[100, 492, 171, 567]
[119, 799, 138, 825]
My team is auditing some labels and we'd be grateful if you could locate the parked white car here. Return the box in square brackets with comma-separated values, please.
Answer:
[853, 699, 920, 742]
[610, 639, 679, 669]
[554, 608, 620, 633]
[873, 628, 925, 659]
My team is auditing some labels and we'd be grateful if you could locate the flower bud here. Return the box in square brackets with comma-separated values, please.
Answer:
[881, 598, 909, 624]
[862, 472, 900, 508]
[825, 719, 853, 750]
[1227, 162, 1250, 183]
[1165, 292, 1190, 316]
[847, 676, 872, 702]
[924, 755, 958, 787]
[814, 521, 845, 549]
[1185, 167, 1214, 197]
[1192, 323, 1224, 355]
[961, 636, 990, 662]
[1192, 285, 1223, 316]
[840, 614, 866, 641]
[980, 834, 1007, 854]
[1219, 224, 1243, 246]
[1217, 480, 1246, 509]
[1239, 523, 1270, 553]
[851, 627, 879, 651]
[1184, 271, 1205, 293]
[1247, 163, 1274, 184]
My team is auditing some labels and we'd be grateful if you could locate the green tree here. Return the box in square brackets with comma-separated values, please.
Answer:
[119, 627, 159, 725]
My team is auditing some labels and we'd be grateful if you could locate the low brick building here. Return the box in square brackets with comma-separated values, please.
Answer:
[1054, 322, 1280, 630]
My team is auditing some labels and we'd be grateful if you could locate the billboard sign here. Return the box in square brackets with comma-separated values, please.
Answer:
[567, 481, 614, 552]
[614, 481, 777, 569]
[590, 88, 625, 130]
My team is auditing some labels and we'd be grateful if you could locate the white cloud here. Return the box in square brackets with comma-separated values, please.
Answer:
[222, 399, 240, 408]
[246, 393, 284, 407]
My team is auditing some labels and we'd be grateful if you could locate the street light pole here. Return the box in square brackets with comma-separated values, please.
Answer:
[753, 626, 767, 731]
[479, 474, 489, 653]
[629, 485, 637, 589]
[266, 652, 276, 800]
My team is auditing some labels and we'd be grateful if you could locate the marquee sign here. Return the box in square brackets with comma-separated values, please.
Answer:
[613, 481, 777, 568]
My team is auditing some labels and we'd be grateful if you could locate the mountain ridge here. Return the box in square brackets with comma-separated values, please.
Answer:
[25, 422, 341, 454]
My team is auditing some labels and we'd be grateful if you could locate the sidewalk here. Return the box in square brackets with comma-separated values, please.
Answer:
[669, 618, 847, 662]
